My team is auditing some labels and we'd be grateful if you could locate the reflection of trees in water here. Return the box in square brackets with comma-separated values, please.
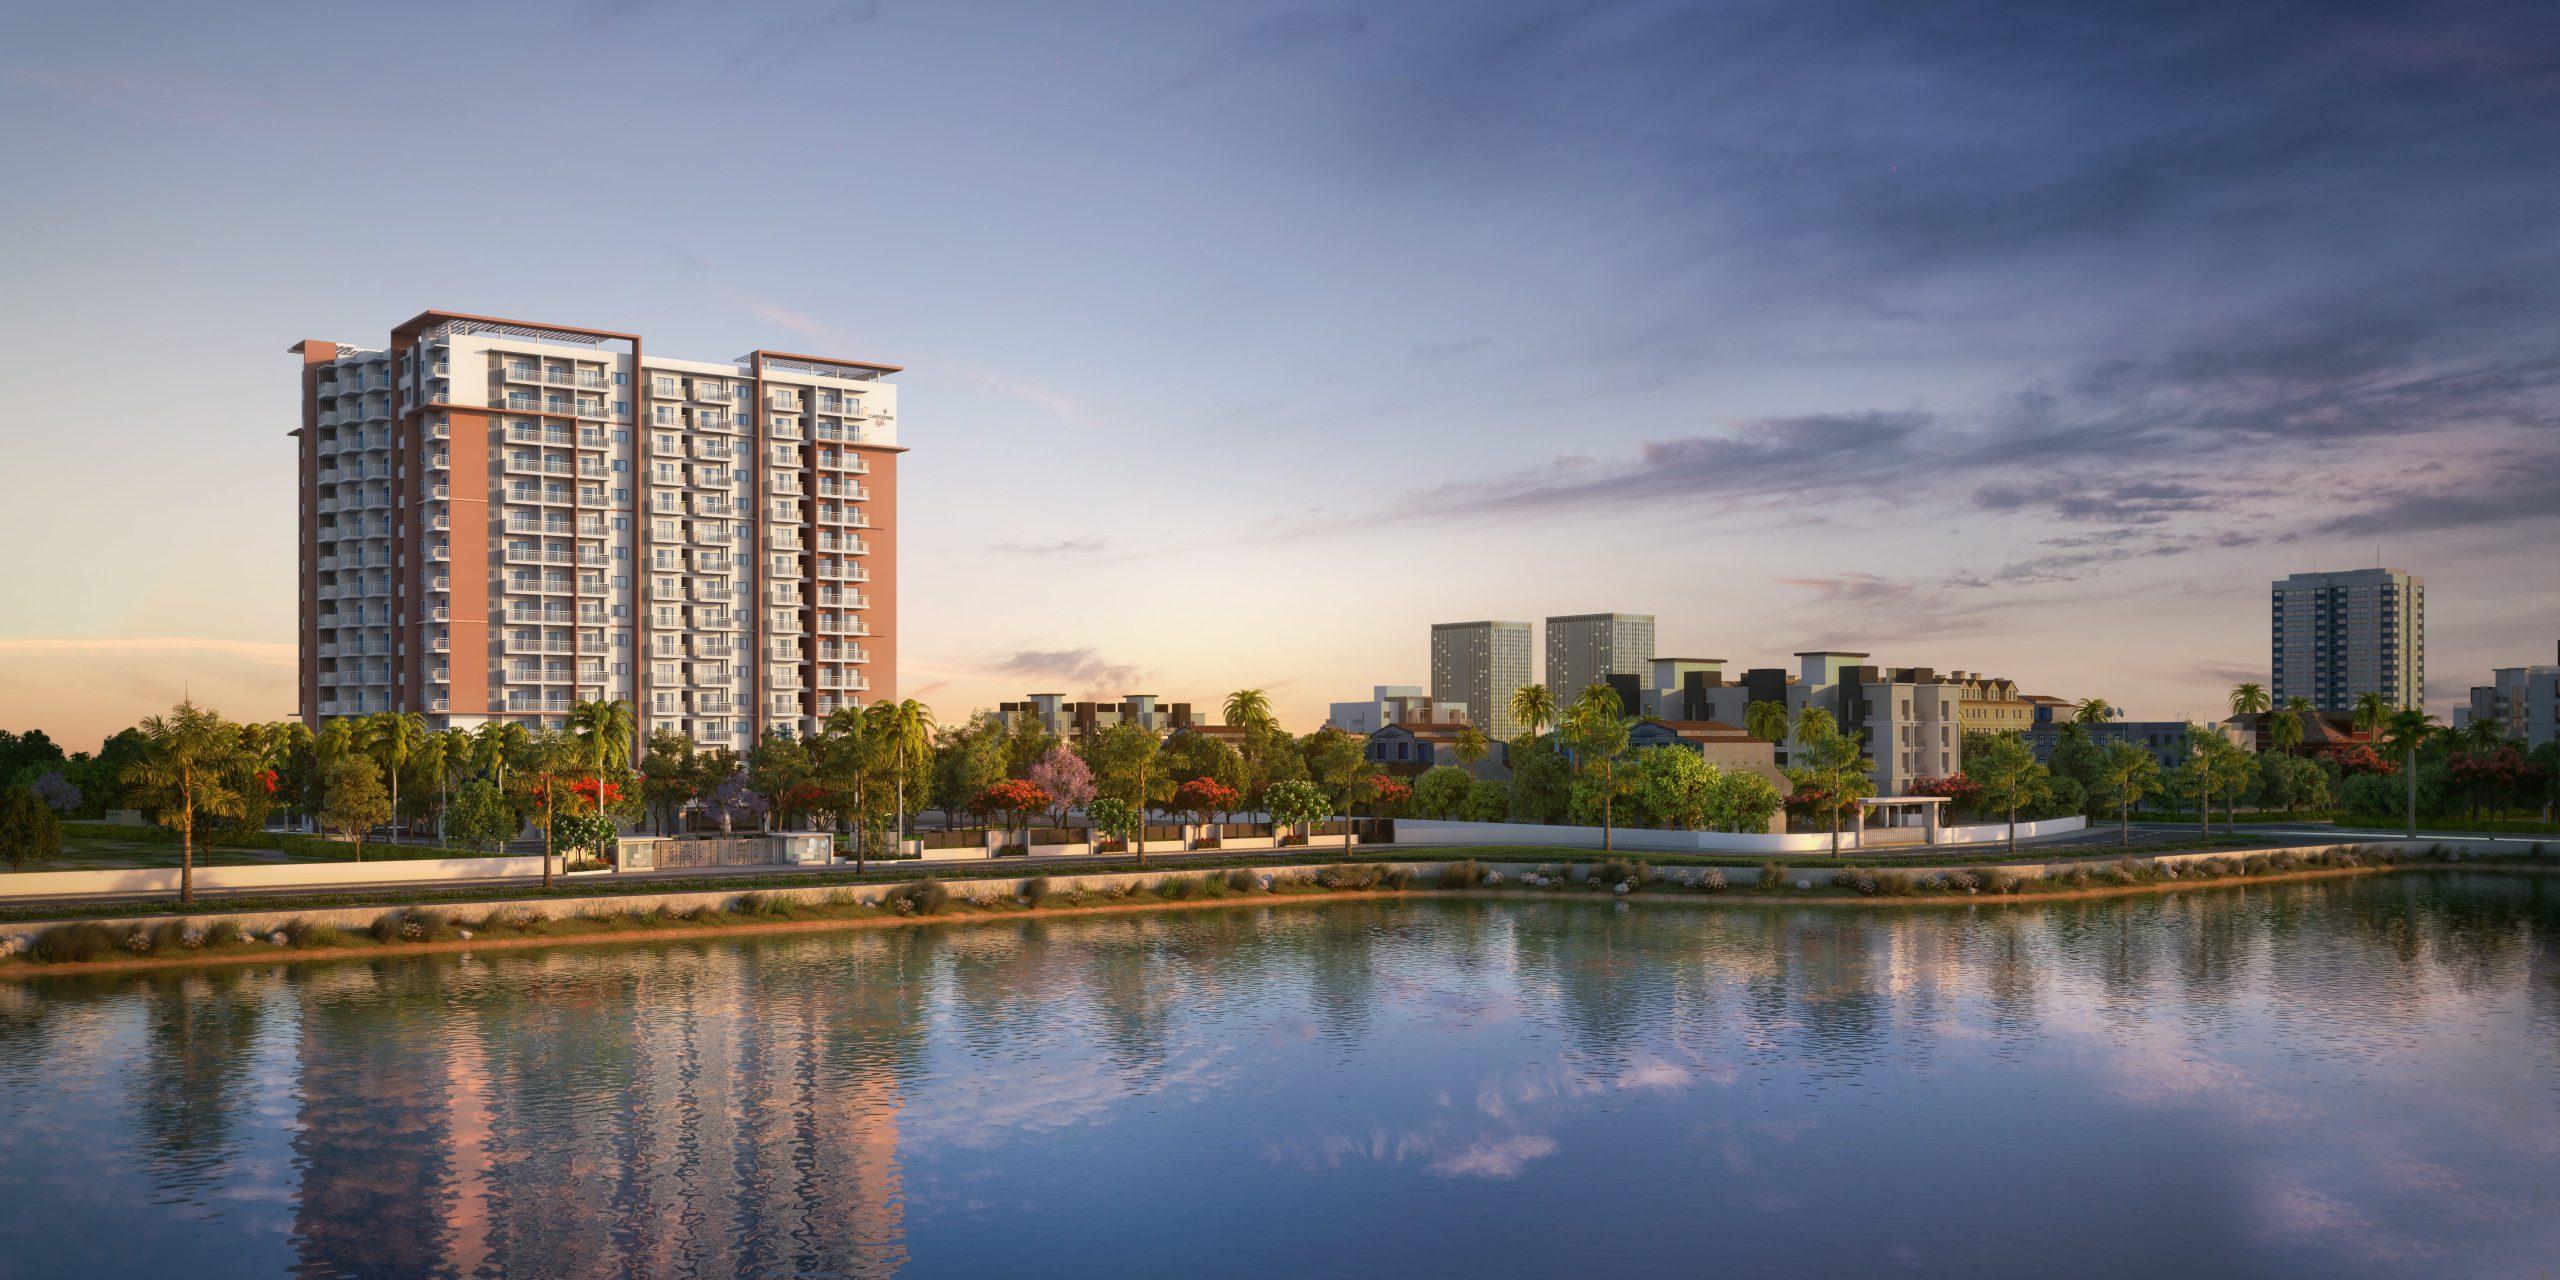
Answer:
[132, 969, 273, 1203]
[1509, 904, 1688, 1068]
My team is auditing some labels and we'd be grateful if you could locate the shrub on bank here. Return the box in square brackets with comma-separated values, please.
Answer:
[30, 921, 119, 963]
[883, 879, 949, 916]
[1439, 860, 1490, 890]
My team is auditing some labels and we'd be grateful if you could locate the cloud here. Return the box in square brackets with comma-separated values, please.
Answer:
[990, 537, 1112, 557]
[1425, 1134, 1557, 1179]
[986, 647, 1145, 691]
[1392, 411, 1933, 526]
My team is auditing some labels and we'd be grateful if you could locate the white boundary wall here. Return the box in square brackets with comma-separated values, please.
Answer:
[0, 856, 550, 902]
[1393, 815, 2087, 853]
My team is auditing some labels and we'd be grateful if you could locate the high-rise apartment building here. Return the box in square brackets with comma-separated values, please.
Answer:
[1431, 621, 1534, 738]
[292, 310, 901, 751]
[1546, 612, 1655, 707]
[2271, 569, 2423, 713]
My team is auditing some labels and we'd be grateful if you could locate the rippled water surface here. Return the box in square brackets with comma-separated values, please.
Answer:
[2, 873, 2557, 1278]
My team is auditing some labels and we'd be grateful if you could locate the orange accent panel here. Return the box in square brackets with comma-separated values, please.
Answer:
[446, 410, 493, 716]
[855, 447, 897, 703]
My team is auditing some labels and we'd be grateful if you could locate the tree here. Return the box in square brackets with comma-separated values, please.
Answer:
[2072, 697, 2115, 726]
[1223, 688, 1276, 805]
[29, 771, 80, 814]
[1509, 683, 1555, 740]
[1629, 745, 1713, 830]
[2174, 723, 2251, 838]
[516, 730, 582, 888]
[445, 777, 517, 853]
[1705, 770, 1785, 834]
[1452, 725, 1490, 770]
[1158, 730, 1245, 794]
[640, 730, 700, 835]
[1967, 732, 2051, 855]
[0, 785, 62, 871]
[472, 720, 533, 793]
[817, 706, 888, 863]
[567, 698, 637, 814]
[1562, 684, 1634, 850]
[932, 715, 1009, 830]
[2230, 682, 2271, 719]
[1409, 764, 1474, 820]
[1172, 778, 1242, 845]
[1086, 723, 1171, 859]
[317, 755, 391, 860]
[2089, 741, 2162, 847]
[1300, 727, 1374, 853]
[1783, 708, 1873, 857]
[1505, 735, 1573, 823]
[877, 698, 936, 856]
[2267, 705, 2306, 755]
[1462, 777, 1509, 821]
[2379, 708, 2435, 837]
[1744, 699, 1790, 745]
[121, 700, 251, 904]
[1083, 795, 1139, 853]
[747, 732, 814, 830]
[2351, 691, 2394, 737]
[361, 711, 428, 842]
[1026, 744, 1096, 828]
[977, 778, 1051, 843]
[1264, 779, 1330, 844]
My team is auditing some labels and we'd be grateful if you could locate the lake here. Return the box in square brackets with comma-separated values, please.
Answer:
[1, 873, 2554, 1278]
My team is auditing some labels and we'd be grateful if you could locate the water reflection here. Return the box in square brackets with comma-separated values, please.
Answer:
[0, 873, 2552, 1278]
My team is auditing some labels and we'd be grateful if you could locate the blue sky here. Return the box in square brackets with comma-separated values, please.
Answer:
[3, 0, 2556, 743]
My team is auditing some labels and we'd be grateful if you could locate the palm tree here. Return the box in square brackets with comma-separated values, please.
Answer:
[1510, 683, 1555, 741]
[121, 700, 250, 905]
[1223, 688, 1276, 807]
[2093, 740, 2162, 847]
[875, 698, 935, 870]
[1452, 725, 1490, 769]
[2267, 707, 2305, 756]
[2071, 697, 2115, 726]
[474, 720, 532, 793]
[567, 698, 636, 807]
[2379, 708, 2434, 838]
[2351, 691, 2393, 737]
[423, 727, 474, 845]
[2230, 682, 2271, 719]
[1744, 699, 1790, 746]
[363, 711, 428, 844]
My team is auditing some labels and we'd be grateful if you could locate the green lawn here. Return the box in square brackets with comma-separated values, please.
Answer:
[15, 826, 335, 871]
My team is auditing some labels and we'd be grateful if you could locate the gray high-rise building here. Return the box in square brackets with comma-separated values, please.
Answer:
[2272, 568, 2425, 713]
[1546, 612, 1656, 708]
[1431, 621, 1533, 738]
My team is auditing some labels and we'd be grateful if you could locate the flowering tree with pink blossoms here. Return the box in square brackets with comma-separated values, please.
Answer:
[1025, 745, 1095, 829]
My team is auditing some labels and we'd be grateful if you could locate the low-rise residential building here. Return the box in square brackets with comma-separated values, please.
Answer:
[2463, 647, 2560, 747]
[997, 693, 1194, 741]
[1365, 721, 1506, 778]
[2027, 719, 2256, 771]
[1625, 718, 1789, 786]
[1950, 672, 2044, 735]
[1668, 652, 1962, 796]
[1326, 685, 1471, 735]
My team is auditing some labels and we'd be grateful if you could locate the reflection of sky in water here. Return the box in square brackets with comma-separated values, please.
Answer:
[0, 873, 2554, 1278]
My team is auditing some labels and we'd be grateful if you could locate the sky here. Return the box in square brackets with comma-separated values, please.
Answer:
[2, 0, 2556, 748]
